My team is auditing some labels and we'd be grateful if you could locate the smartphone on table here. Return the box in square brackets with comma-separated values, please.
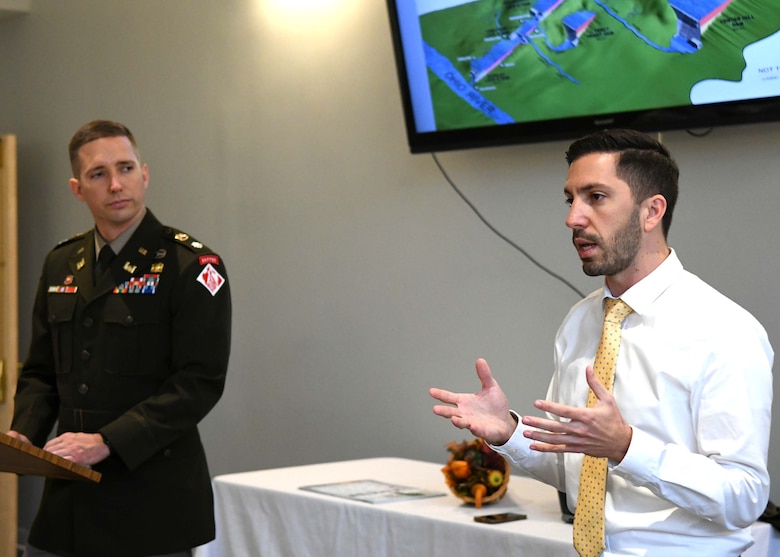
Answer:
[473, 512, 527, 524]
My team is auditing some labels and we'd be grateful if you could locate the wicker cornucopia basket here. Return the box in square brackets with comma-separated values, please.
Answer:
[441, 438, 510, 508]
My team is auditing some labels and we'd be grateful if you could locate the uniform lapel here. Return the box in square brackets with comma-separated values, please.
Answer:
[68, 231, 96, 301]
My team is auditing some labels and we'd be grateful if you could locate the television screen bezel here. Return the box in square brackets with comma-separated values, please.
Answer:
[385, 0, 780, 153]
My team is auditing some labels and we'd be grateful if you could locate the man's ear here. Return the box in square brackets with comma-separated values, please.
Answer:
[142, 163, 149, 190]
[642, 194, 667, 233]
[69, 177, 84, 201]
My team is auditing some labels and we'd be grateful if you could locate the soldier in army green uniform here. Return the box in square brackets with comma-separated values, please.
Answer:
[8, 120, 232, 557]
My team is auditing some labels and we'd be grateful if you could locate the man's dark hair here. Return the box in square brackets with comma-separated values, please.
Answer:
[565, 129, 679, 238]
[69, 120, 139, 177]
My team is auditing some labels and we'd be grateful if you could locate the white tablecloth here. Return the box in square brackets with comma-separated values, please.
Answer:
[195, 457, 778, 557]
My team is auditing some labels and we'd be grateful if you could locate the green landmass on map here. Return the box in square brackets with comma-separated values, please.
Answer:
[420, 0, 778, 130]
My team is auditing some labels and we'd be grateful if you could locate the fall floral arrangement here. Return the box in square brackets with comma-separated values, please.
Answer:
[441, 438, 510, 508]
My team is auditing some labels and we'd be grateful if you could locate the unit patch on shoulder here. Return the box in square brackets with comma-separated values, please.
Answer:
[197, 263, 226, 296]
[199, 255, 220, 266]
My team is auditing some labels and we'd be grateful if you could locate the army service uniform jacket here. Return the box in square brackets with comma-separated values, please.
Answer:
[12, 209, 232, 557]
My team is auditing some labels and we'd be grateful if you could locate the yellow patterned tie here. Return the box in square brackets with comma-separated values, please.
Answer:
[573, 298, 633, 557]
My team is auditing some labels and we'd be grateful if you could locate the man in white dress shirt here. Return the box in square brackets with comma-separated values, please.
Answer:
[430, 129, 773, 556]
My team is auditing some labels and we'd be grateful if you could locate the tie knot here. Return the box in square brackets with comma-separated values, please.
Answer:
[604, 298, 632, 324]
[98, 245, 115, 267]
[94, 244, 116, 284]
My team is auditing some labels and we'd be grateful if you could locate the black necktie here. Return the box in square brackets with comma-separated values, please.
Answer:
[94, 245, 115, 284]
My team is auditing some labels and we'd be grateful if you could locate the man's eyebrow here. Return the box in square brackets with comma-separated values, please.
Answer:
[84, 163, 107, 174]
[564, 183, 611, 195]
[86, 159, 136, 173]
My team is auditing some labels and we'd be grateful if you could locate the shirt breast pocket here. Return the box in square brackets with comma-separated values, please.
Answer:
[103, 295, 163, 376]
[47, 293, 78, 375]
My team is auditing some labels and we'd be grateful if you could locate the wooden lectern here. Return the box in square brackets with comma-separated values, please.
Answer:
[0, 432, 101, 483]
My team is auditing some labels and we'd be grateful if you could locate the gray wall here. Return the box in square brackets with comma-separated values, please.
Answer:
[1, 0, 778, 542]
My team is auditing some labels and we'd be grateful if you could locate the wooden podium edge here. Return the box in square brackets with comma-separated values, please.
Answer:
[0, 432, 101, 483]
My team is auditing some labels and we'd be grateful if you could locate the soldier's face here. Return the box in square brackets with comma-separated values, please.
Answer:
[69, 136, 149, 241]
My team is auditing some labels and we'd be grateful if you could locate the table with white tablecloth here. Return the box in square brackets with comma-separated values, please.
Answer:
[195, 457, 778, 557]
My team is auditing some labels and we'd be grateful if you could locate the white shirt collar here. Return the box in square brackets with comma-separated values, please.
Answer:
[602, 248, 683, 317]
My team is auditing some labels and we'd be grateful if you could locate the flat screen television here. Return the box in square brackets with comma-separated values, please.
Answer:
[385, 0, 780, 153]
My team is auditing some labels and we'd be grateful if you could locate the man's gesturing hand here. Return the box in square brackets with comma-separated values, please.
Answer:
[520, 365, 632, 462]
[430, 358, 518, 446]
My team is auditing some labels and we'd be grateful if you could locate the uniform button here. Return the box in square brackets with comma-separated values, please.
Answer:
[83, 316, 94, 327]
[163, 449, 173, 457]
[81, 350, 90, 361]
[124, 315, 134, 325]
[78, 384, 89, 394]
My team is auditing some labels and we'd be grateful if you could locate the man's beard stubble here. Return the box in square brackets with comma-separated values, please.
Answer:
[578, 206, 642, 277]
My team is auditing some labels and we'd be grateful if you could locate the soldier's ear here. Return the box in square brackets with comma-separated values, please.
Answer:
[69, 177, 84, 201]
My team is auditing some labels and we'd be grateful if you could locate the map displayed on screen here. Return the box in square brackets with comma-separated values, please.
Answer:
[412, 0, 780, 131]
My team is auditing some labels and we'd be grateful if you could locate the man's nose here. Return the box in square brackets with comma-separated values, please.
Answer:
[109, 173, 122, 191]
[565, 199, 586, 229]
